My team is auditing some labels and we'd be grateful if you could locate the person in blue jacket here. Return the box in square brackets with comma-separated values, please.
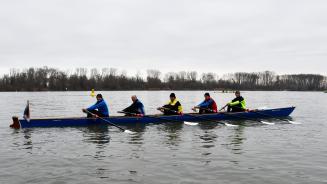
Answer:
[192, 92, 218, 114]
[82, 94, 109, 118]
[122, 95, 145, 116]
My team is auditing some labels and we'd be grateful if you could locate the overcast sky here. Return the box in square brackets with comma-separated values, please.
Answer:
[0, 0, 326, 76]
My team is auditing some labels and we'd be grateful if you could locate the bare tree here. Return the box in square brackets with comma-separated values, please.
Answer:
[0, 67, 325, 91]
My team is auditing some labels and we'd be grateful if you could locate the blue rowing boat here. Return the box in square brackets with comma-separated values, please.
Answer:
[10, 107, 295, 129]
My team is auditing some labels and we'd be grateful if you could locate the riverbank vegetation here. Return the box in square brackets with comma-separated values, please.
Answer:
[0, 67, 326, 91]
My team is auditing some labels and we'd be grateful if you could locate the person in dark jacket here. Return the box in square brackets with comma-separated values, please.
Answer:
[82, 94, 109, 118]
[122, 95, 145, 116]
[192, 93, 218, 114]
[226, 91, 246, 112]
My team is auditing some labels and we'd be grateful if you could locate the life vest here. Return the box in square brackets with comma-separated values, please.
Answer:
[229, 96, 246, 110]
[164, 99, 183, 113]
[209, 98, 218, 112]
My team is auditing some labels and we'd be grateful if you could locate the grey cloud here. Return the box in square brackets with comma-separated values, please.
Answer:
[0, 0, 326, 75]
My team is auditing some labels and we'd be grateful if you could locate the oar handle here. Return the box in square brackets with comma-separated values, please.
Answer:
[117, 111, 134, 115]
[157, 107, 179, 114]
[197, 107, 217, 113]
[219, 105, 228, 112]
[118, 111, 143, 117]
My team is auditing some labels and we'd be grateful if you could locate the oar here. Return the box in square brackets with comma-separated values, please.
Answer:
[250, 109, 301, 125]
[228, 105, 299, 125]
[84, 110, 134, 134]
[219, 104, 228, 112]
[192, 106, 217, 113]
[190, 107, 237, 127]
[119, 110, 199, 126]
[220, 111, 275, 125]
[219, 105, 274, 125]
[158, 108, 230, 126]
[117, 111, 139, 116]
[153, 115, 199, 126]
[157, 107, 199, 125]
[183, 113, 237, 127]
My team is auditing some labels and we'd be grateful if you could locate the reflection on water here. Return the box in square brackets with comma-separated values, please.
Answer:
[199, 132, 217, 149]
[10, 129, 34, 154]
[95, 168, 109, 179]
[81, 125, 110, 161]
[228, 125, 245, 155]
[218, 120, 246, 156]
[198, 122, 220, 150]
[82, 125, 110, 146]
[158, 122, 184, 147]
[22, 129, 33, 151]
[198, 121, 221, 130]
[127, 124, 146, 145]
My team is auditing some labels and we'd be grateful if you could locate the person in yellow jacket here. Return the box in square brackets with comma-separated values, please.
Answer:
[157, 93, 183, 115]
[226, 91, 246, 112]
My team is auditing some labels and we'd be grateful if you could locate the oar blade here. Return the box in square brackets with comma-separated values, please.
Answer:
[124, 130, 135, 134]
[184, 121, 199, 126]
[257, 106, 268, 110]
[224, 123, 238, 127]
[261, 121, 275, 125]
[288, 120, 301, 125]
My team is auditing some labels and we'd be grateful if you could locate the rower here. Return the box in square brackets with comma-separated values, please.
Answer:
[82, 94, 109, 118]
[157, 93, 183, 115]
[192, 92, 217, 114]
[122, 95, 145, 116]
[225, 91, 246, 112]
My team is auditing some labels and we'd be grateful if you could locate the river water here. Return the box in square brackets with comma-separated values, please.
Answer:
[0, 91, 326, 184]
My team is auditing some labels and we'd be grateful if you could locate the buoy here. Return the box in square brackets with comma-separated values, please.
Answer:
[90, 89, 95, 97]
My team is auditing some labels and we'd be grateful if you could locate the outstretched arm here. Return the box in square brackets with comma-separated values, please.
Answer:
[229, 101, 240, 106]
[87, 103, 99, 111]
[198, 100, 211, 108]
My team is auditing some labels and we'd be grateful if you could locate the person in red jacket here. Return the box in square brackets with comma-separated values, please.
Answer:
[192, 93, 218, 114]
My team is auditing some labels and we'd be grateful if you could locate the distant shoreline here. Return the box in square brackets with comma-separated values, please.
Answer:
[1, 67, 326, 92]
[0, 90, 326, 92]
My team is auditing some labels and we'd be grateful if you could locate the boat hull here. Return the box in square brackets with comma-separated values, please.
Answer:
[15, 107, 295, 129]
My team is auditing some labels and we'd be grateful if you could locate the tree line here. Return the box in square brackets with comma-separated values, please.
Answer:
[0, 67, 326, 91]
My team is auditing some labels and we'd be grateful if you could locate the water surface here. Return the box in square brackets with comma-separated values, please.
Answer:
[0, 91, 326, 184]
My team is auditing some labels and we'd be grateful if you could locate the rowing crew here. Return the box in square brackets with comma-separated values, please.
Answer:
[82, 91, 246, 118]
